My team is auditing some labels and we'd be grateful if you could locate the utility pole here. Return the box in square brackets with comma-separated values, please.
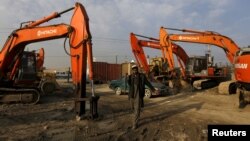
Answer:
[125, 55, 128, 63]
[115, 55, 118, 64]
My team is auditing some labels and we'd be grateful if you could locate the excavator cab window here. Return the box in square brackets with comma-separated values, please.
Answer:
[235, 47, 250, 57]
[186, 57, 207, 75]
[194, 57, 207, 73]
[186, 58, 194, 75]
[240, 51, 250, 56]
[16, 52, 37, 82]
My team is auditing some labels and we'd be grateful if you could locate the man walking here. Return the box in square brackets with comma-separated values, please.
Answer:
[127, 65, 155, 129]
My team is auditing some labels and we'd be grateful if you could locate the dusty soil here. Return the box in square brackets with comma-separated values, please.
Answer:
[1, 81, 250, 141]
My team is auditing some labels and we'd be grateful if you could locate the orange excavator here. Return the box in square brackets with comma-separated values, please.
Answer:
[234, 47, 250, 107]
[130, 33, 189, 81]
[0, 3, 95, 116]
[160, 27, 239, 93]
[160, 27, 250, 108]
[160, 27, 250, 107]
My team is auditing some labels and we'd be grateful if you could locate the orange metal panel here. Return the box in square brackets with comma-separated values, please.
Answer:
[208, 67, 214, 76]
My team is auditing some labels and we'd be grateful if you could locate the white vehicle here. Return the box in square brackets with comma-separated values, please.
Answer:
[55, 71, 71, 79]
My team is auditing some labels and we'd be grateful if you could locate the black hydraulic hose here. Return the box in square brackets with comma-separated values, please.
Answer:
[163, 27, 183, 32]
[132, 33, 159, 41]
[57, 7, 74, 17]
[63, 36, 77, 57]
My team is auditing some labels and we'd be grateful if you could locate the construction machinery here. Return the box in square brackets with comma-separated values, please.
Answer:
[130, 33, 190, 91]
[160, 27, 239, 93]
[35, 48, 60, 94]
[17, 48, 58, 95]
[234, 47, 250, 107]
[0, 3, 95, 116]
[130, 33, 188, 79]
[160, 27, 250, 107]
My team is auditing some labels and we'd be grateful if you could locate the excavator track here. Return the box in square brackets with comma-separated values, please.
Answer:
[0, 88, 40, 104]
[218, 80, 237, 95]
[193, 79, 218, 90]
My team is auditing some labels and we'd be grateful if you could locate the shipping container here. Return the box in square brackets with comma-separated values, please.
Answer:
[92, 62, 121, 83]
[107, 64, 122, 81]
[93, 62, 108, 83]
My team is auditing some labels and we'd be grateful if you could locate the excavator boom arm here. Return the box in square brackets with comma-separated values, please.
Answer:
[159, 28, 175, 71]
[0, 24, 70, 79]
[130, 33, 150, 73]
[160, 27, 240, 63]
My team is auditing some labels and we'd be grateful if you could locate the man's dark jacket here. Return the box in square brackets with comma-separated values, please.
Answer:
[127, 73, 154, 99]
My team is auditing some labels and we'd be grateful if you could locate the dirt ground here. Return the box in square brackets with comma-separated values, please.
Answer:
[1, 80, 250, 141]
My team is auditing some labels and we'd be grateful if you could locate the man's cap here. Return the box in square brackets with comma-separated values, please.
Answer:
[131, 65, 138, 69]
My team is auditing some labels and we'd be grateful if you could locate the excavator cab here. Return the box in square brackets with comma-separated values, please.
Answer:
[185, 56, 207, 76]
[16, 51, 37, 83]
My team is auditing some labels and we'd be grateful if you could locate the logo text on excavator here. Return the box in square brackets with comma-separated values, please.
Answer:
[235, 63, 248, 69]
[178, 36, 199, 41]
[37, 29, 57, 37]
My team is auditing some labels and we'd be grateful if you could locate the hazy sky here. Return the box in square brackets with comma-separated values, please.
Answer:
[0, 0, 249, 69]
